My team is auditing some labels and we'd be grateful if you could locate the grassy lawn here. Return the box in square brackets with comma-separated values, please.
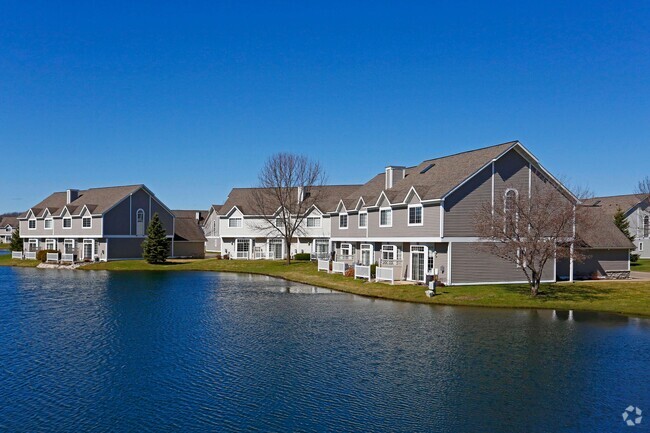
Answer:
[0, 253, 40, 267]
[0, 243, 9, 250]
[631, 259, 650, 273]
[78, 258, 650, 317]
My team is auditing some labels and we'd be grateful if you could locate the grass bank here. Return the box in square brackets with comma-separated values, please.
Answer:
[0, 243, 9, 250]
[78, 258, 650, 317]
[631, 259, 650, 273]
[0, 253, 40, 267]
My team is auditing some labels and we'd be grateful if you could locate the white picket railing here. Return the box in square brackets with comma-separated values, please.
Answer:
[61, 253, 74, 263]
[317, 259, 329, 272]
[337, 254, 354, 261]
[331, 261, 347, 274]
[25, 252, 37, 260]
[354, 265, 371, 280]
[11, 251, 22, 259]
[376, 267, 394, 284]
[46, 253, 59, 262]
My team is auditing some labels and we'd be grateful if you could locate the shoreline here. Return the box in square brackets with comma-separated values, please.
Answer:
[2, 256, 648, 317]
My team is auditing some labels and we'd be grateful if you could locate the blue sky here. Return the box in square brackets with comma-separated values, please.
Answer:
[1, 1, 649, 213]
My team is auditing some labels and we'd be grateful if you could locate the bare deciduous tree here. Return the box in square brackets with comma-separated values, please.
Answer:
[636, 176, 650, 197]
[250, 153, 326, 264]
[475, 182, 592, 296]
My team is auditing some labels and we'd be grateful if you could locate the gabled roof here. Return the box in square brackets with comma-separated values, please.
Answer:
[173, 215, 207, 243]
[0, 216, 19, 228]
[582, 194, 650, 217]
[220, 185, 362, 215]
[577, 206, 636, 249]
[20, 185, 146, 218]
[343, 141, 518, 206]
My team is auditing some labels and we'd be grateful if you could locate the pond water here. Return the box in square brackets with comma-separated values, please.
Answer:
[0, 267, 648, 432]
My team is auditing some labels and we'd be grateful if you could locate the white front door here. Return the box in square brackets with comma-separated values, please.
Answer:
[136, 209, 145, 236]
[269, 239, 283, 260]
[410, 245, 427, 282]
[360, 244, 373, 266]
[83, 240, 94, 260]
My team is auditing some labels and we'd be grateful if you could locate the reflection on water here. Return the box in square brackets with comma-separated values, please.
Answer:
[0, 268, 648, 433]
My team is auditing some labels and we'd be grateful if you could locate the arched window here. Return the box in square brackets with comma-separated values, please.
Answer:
[136, 209, 145, 236]
[644, 215, 649, 238]
[504, 189, 518, 236]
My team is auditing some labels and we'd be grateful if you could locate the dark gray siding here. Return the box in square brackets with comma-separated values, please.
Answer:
[574, 249, 629, 277]
[103, 198, 131, 235]
[174, 241, 205, 258]
[367, 204, 440, 237]
[450, 242, 555, 284]
[444, 166, 492, 236]
[107, 238, 145, 260]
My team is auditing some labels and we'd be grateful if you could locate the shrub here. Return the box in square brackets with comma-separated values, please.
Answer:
[223, 254, 230, 260]
[294, 253, 311, 261]
[370, 264, 377, 278]
[36, 249, 59, 262]
[344, 267, 355, 278]
[215, 254, 222, 260]
[631, 253, 640, 263]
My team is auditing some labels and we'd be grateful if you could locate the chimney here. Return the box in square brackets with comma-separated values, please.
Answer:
[297, 186, 305, 203]
[385, 166, 405, 189]
[195, 211, 201, 221]
[66, 189, 79, 204]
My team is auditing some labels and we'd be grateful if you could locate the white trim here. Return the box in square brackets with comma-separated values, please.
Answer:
[43, 218, 54, 230]
[447, 242, 452, 285]
[379, 207, 392, 228]
[404, 186, 422, 204]
[409, 244, 428, 282]
[491, 161, 495, 216]
[407, 204, 423, 226]
[439, 201, 444, 237]
[62, 217, 72, 229]
[28, 218, 36, 230]
[375, 191, 391, 208]
[450, 279, 556, 287]
[528, 162, 532, 198]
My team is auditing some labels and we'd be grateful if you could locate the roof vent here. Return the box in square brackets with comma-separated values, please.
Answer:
[420, 163, 435, 174]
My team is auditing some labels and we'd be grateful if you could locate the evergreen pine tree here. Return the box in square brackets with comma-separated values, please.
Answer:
[613, 206, 634, 241]
[141, 213, 170, 264]
[9, 227, 23, 252]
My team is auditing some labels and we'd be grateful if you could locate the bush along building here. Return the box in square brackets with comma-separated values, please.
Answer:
[16, 185, 203, 262]
[327, 141, 634, 285]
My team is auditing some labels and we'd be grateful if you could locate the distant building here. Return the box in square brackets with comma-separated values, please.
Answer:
[0, 216, 19, 244]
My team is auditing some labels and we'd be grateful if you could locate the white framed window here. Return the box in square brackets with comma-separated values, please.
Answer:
[358, 211, 368, 228]
[82, 216, 92, 229]
[339, 213, 348, 229]
[135, 209, 145, 236]
[212, 220, 217, 236]
[306, 216, 321, 228]
[28, 219, 36, 230]
[408, 205, 423, 226]
[340, 243, 352, 257]
[64, 239, 75, 255]
[63, 217, 72, 229]
[504, 189, 518, 235]
[229, 217, 243, 228]
[380, 208, 392, 227]
[382, 244, 397, 261]
[44, 218, 53, 229]
[45, 239, 56, 250]
[83, 239, 94, 260]
[28, 239, 39, 252]
[275, 217, 284, 228]
[644, 215, 649, 238]
[640, 242, 644, 252]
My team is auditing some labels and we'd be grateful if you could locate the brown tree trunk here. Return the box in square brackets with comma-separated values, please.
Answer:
[285, 239, 291, 265]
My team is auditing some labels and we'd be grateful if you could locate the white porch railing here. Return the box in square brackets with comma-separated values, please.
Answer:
[11, 251, 22, 259]
[380, 259, 403, 267]
[25, 252, 37, 260]
[337, 254, 354, 261]
[311, 252, 330, 260]
[236, 252, 249, 259]
[354, 265, 371, 280]
[61, 253, 75, 263]
[46, 253, 59, 262]
[376, 267, 394, 285]
[317, 259, 329, 272]
[331, 261, 347, 274]
[254, 251, 267, 259]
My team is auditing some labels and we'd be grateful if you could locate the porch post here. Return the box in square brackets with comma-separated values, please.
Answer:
[569, 242, 574, 283]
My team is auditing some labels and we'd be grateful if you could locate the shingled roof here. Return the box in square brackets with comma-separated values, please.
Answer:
[0, 216, 19, 228]
[220, 185, 362, 215]
[582, 194, 650, 217]
[342, 141, 519, 207]
[577, 206, 635, 249]
[20, 185, 147, 218]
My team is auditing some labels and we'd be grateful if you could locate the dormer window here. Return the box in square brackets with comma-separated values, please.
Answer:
[229, 217, 242, 228]
[358, 211, 368, 228]
[408, 205, 423, 226]
[44, 218, 53, 229]
[28, 219, 36, 230]
[339, 213, 348, 229]
[63, 217, 72, 229]
[380, 208, 392, 227]
[306, 216, 321, 228]
[82, 216, 92, 229]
